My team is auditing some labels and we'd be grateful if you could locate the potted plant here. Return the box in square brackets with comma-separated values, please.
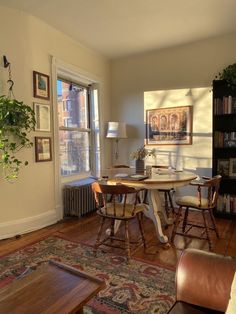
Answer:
[216, 63, 236, 88]
[0, 95, 36, 181]
[130, 145, 156, 173]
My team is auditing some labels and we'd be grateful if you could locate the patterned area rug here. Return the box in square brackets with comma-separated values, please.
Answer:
[0, 236, 175, 313]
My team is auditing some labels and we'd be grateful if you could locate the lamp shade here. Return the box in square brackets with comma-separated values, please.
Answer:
[106, 122, 127, 139]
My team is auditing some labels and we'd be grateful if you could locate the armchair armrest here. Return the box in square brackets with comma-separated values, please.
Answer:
[176, 249, 236, 312]
[190, 179, 209, 187]
[189, 180, 207, 207]
[202, 176, 211, 180]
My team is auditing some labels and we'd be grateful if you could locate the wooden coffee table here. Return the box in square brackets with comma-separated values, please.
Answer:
[0, 260, 105, 314]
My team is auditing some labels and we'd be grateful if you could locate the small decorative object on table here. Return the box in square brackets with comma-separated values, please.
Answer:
[130, 145, 156, 174]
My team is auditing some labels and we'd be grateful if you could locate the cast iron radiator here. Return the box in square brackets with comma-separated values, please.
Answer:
[63, 177, 97, 218]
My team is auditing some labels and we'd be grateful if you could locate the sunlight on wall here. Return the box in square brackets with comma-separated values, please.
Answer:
[144, 87, 212, 174]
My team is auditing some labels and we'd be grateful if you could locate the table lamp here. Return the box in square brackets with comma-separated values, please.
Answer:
[106, 122, 127, 161]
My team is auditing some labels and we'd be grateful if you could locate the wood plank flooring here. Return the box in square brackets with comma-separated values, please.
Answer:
[0, 212, 236, 268]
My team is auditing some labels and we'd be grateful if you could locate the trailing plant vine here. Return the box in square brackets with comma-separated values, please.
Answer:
[0, 57, 36, 181]
[0, 96, 35, 181]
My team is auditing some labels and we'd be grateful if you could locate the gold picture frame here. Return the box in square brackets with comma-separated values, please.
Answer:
[146, 106, 192, 145]
[35, 137, 52, 162]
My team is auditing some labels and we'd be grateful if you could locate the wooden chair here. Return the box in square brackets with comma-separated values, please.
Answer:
[171, 175, 222, 250]
[92, 182, 146, 261]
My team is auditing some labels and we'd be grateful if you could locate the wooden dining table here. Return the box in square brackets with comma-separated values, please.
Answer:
[101, 168, 197, 244]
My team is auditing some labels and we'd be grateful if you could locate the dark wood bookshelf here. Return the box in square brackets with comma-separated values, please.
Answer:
[213, 80, 236, 217]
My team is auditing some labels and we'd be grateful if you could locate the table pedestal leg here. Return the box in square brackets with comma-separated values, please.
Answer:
[106, 220, 121, 235]
[153, 190, 173, 226]
[143, 190, 172, 243]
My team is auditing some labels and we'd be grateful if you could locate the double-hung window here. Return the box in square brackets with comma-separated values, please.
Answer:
[57, 79, 91, 176]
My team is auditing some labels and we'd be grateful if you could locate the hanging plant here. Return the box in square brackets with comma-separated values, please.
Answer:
[216, 63, 236, 88]
[0, 95, 36, 181]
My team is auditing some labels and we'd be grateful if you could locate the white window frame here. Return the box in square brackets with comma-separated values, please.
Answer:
[51, 57, 101, 220]
[57, 79, 91, 177]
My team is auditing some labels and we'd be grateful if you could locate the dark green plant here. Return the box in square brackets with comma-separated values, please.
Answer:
[216, 63, 236, 88]
[0, 96, 36, 181]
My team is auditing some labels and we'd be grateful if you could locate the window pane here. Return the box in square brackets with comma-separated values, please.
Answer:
[57, 80, 88, 129]
[59, 130, 90, 175]
[93, 89, 101, 174]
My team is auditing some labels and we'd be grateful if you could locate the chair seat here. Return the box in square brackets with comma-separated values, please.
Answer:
[171, 175, 221, 250]
[99, 203, 145, 218]
[176, 196, 210, 209]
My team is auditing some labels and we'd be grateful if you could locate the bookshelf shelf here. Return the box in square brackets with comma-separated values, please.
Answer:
[213, 80, 236, 217]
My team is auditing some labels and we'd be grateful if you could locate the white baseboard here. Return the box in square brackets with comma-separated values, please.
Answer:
[0, 210, 59, 240]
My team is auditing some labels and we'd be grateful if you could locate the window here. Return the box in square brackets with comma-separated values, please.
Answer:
[57, 79, 92, 176]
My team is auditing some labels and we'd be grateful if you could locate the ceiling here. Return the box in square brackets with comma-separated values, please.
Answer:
[1, 0, 236, 59]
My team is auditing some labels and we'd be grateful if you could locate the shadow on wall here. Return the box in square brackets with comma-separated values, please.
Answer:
[144, 131, 212, 169]
[126, 87, 212, 173]
[127, 124, 138, 138]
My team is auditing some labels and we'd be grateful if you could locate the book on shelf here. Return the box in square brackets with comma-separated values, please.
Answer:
[213, 96, 236, 115]
[214, 131, 236, 148]
[217, 194, 236, 214]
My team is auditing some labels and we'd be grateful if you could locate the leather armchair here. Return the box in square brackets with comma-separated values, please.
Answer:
[168, 248, 236, 314]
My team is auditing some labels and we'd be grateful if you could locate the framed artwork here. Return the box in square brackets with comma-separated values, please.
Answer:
[146, 106, 192, 145]
[217, 159, 229, 177]
[34, 103, 51, 132]
[229, 158, 236, 177]
[35, 137, 52, 162]
[33, 71, 50, 100]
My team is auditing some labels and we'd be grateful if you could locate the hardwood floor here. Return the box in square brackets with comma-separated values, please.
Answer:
[0, 212, 236, 268]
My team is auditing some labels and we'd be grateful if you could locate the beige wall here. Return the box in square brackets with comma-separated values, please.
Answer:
[0, 6, 111, 236]
[1, 5, 236, 237]
[111, 33, 236, 174]
[144, 87, 212, 172]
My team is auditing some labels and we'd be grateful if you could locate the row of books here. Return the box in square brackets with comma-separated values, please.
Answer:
[213, 96, 236, 115]
[214, 132, 236, 148]
[217, 194, 236, 214]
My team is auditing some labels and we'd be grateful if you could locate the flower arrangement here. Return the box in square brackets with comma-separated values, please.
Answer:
[130, 145, 156, 160]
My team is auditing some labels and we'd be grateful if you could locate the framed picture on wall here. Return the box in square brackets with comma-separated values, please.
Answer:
[33, 71, 50, 100]
[229, 158, 236, 177]
[35, 137, 52, 162]
[217, 159, 229, 177]
[34, 103, 51, 132]
[145, 105, 192, 145]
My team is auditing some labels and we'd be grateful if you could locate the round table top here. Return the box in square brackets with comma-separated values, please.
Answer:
[105, 169, 197, 189]
[140, 170, 197, 184]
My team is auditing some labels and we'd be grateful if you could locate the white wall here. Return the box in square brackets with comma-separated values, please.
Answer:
[0, 6, 111, 238]
[144, 87, 212, 173]
[111, 32, 236, 175]
[1, 5, 236, 238]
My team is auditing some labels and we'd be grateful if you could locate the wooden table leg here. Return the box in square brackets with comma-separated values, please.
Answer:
[106, 220, 121, 235]
[143, 189, 171, 243]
